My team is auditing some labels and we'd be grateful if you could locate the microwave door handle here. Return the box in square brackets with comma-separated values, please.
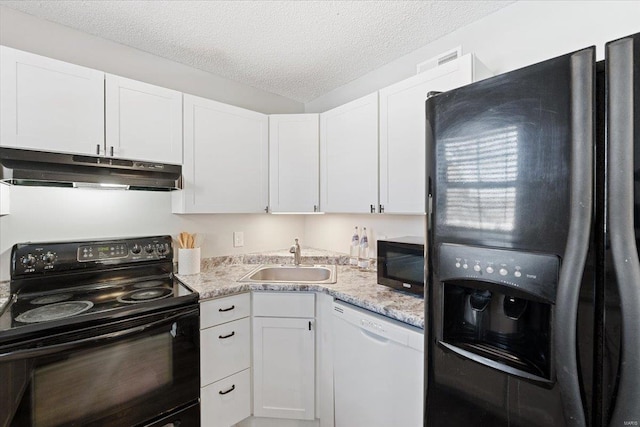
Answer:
[0, 307, 198, 362]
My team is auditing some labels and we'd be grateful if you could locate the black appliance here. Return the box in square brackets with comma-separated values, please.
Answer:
[0, 147, 182, 191]
[377, 236, 425, 295]
[424, 33, 640, 426]
[0, 235, 200, 427]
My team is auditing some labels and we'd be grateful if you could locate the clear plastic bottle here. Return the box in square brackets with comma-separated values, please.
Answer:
[349, 226, 359, 266]
[358, 227, 369, 269]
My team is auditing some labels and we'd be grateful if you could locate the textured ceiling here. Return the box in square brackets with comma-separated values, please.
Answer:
[0, 0, 514, 103]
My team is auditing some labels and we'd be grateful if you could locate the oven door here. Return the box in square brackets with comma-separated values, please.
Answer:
[0, 305, 199, 427]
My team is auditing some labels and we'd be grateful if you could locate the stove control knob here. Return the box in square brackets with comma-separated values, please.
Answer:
[144, 244, 155, 254]
[157, 244, 167, 254]
[42, 252, 56, 265]
[131, 244, 142, 255]
[21, 254, 36, 268]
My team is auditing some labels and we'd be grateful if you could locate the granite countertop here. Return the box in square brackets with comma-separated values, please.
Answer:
[0, 281, 9, 314]
[177, 249, 425, 329]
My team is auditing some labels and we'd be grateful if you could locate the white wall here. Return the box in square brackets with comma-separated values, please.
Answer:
[0, 187, 305, 281]
[305, 0, 640, 112]
[304, 214, 425, 259]
[0, 6, 303, 114]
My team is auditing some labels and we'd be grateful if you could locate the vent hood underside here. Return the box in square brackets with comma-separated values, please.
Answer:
[0, 147, 182, 191]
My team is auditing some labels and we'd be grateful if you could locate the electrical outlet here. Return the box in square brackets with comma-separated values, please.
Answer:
[233, 231, 244, 247]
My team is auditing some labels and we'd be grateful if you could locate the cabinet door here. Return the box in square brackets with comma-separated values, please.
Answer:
[176, 94, 268, 213]
[269, 114, 319, 213]
[0, 46, 104, 155]
[320, 93, 378, 213]
[105, 74, 182, 164]
[379, 54, 479, 214]
[252, 317, 315, 420]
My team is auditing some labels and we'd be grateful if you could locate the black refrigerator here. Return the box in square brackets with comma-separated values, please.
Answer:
[424, 32, 640, 427]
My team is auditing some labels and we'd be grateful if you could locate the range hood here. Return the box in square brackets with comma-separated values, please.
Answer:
[0, 147, 182, 191]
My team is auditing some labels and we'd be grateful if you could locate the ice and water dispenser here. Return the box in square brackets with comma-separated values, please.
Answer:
[437, 243, 560, 383]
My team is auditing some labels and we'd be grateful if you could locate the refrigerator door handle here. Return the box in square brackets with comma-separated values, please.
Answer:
[607, 36, 640, 426]
[554, 47, 594, 427]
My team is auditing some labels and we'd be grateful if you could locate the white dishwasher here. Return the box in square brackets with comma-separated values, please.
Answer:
[332, 301, 424, 427]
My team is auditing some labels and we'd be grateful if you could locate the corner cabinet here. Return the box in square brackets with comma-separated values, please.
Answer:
[200, 294, 252, 427]
[252, 292, 316, 420]
[379, 53, 492, 214]
[105, 74, 182, 164]
[268, 114, 320, 213]
[174, 94, 268, 213]
[0, 46, 104, 156]
[319, 93, 379, 213]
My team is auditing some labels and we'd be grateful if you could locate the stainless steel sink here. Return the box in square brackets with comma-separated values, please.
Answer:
[238, 264, 337, 284]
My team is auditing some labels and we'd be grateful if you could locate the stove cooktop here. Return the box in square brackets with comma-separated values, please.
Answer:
[0, 274, 196, 340]
[1, 236, 198, 343]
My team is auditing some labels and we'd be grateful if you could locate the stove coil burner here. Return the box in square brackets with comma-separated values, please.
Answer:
[117, 287, 173, 304]
[16, 301, 94, 324]
[31, 293, 74, 305]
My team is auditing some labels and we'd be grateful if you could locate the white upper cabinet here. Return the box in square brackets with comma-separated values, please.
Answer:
[268, 114, 319, 213]
[105, 74, 182, 164]
[379, 53, 492, 214]
[174, 94, 268, 214]
[320, 92, 379, 213]
[0, 46, 104, 156]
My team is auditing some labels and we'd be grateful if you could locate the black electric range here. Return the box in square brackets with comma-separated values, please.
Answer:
[0, 235, 198, 342]
[0, 235, 201, 427]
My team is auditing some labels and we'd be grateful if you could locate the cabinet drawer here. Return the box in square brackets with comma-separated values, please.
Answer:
[201, 318, 250, 387]
[201, 368, 251, 427]
[252, 292, 315, 318]
[201, 293, 250, 329]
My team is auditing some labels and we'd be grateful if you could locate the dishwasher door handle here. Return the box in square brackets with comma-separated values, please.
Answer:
[360, 327, 390, 344]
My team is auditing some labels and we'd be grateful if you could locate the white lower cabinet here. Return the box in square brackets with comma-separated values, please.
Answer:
[200, 291, 422, 427]
[200, 294, 251, 427]
[201, 318, 251, 387]
[202, 369, 251, 427]
[252, 292, 316, 421]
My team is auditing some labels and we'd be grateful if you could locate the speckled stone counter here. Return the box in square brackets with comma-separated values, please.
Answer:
[177, 249, 424, 329]
[0, 281, 10, 314]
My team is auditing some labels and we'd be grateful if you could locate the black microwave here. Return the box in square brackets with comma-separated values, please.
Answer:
[377, 236, 425, 296]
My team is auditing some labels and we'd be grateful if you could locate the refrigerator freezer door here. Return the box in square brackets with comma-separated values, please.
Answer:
[606, 33, 640, 427]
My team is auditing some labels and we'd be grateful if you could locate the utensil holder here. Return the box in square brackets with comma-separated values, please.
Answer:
[178, 247, 201, 275]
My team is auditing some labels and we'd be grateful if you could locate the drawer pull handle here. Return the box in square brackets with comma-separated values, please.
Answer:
[219, 384, 235, 395]
[219, 331, 235, 339]
[218, 305, 235, 312]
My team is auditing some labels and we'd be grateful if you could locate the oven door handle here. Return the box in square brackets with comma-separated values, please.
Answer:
[0, 307, 199, 362]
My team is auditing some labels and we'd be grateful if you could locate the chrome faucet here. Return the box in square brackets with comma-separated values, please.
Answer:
[289, 238, 301, 265]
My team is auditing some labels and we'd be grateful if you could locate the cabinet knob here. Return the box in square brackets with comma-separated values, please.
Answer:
[379, 204, 385, 213]
[370, 204, 375, 213]
[96, 144, 101, 155]
[265, 206, 269, 213]
[313, 205, 318, 212]
[109, 146, 114, 157]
